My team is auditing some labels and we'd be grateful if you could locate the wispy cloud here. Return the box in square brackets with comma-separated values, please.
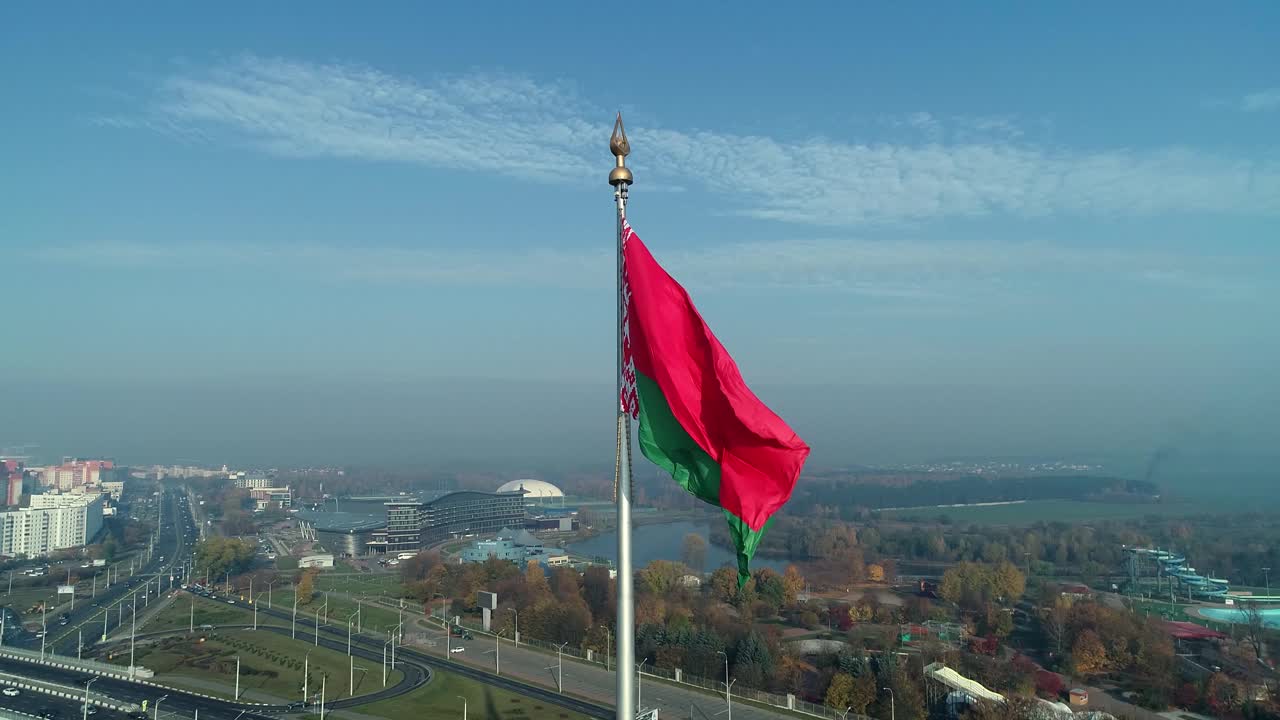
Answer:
[109, 55, 1280, 227]
[1242, 88, 1280, 112]
[31, 236, 1257, 303]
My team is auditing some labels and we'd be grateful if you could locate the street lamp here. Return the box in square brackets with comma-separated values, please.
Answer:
[598, 625, 611, 671]
[1263, 567, 1271, 595]
[457, 695, 467, 720]
[302, 649, 312, 704]
[883, 687, 895, 720]
[508, 607, 518, 647]
[555, 642, 569, 693]
[717, 651, 734, 720]
[233, 655, 241, 700]
[292, 595, 298, 639]
[82, 678, 99, 720]
[347, 611, 360, 656]
[267, 578, 279, 610]
[153, 695, 168, 720]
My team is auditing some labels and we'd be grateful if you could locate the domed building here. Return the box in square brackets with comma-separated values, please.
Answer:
[496, 479, 564, 502]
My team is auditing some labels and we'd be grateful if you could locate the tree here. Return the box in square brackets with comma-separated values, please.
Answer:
[781, 565, 805, 605]
[991, 561, 1026, 601]
[681, 534, 708, 572]
[525, 560, 550, 596]
[1041, 598, 1070, 656]
[639, 560, 688, 596]
[296, 568, 317, 605]
[825, 673, 854, 709]
[1241, 601, 1266, 660]
[709, 566, 738, 603]
[867, 564, 885, 582]
[582, 566, 615, 622]
[195, 537, 256, 580]
[1070, 630, 1108, 676]
[753, 568, 786, 612]
[732, 629, 773, 688]
[849, 673, 877, 716]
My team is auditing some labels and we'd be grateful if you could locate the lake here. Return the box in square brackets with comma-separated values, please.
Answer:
[567, 520, 793, 574]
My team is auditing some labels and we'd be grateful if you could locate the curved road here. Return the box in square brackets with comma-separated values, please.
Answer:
[102, 623, 428, 710]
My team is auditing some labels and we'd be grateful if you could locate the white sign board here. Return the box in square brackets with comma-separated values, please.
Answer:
[57, 585, 75, 595]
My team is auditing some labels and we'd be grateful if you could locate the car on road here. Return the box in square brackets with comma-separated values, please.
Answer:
[3, 686, 20, 696]
[450, 646, 465, 653]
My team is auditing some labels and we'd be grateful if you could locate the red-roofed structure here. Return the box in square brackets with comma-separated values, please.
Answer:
[1163, 620, 1226, 641]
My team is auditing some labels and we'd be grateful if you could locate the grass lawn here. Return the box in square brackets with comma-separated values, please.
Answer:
[878, 499, 1206, 525]
[355, 668, 590, 720]
[270, 589, 405, 635]
[276, 557, 300, 571]
[103, 626, 402, 701]
[144, 594, 289, 633]
[314, 572, 403, 597]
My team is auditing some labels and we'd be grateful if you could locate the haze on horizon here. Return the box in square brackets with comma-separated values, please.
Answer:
[2, 5, 1277, 490]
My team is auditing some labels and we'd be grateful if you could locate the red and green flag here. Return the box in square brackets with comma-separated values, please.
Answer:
[620, 220, 810, 586]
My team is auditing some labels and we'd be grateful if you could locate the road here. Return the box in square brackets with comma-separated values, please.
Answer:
[407, 617, 796, 720]
[11, 489, 195, 661]
[0, 684, 128, 720]
[103, 623, 429, 709]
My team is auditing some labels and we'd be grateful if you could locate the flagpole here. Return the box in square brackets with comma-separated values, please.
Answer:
[609, 112, 636, 720]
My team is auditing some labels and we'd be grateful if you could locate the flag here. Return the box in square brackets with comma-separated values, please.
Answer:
[620, 220, 810, 586]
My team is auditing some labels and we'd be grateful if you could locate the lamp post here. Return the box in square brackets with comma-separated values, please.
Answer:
[718, 651, 733, 720]
[1264, 567, 1271, 595]
[382, 639, 392, 687]
[153, 695, 167, 720]
[391, 623, 403, 668]
[598, 626, 611, 671]
[553, 642, 568, 693]
[457, 695, 467, 720]
[189, 594, 195, 634]
[292, 595, 298, 639]
[883, 687, 895, 720]
[508, 608, 518, 647]
[302, 650, 312, 705]
[82, 677, 98, 720]
[253, 593, 262, 630]
[638, 659, 647, 712]
[233, 656, 241, 700]
[129, 601, 137, 678]
[347, 611, 360, 656]
[268, 579, 279, 610]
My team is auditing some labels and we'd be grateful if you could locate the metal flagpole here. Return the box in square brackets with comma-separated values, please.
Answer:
[609, 112, 636, 720]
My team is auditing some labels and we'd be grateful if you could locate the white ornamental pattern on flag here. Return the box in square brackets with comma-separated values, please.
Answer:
[619, 219, 639, 421]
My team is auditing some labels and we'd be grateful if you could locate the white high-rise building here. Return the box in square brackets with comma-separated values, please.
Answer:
[0, 495, 104, 557]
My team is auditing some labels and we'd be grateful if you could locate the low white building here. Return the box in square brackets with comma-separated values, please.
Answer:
[0, 494, 104, 557]
[299, 553, 334, 569]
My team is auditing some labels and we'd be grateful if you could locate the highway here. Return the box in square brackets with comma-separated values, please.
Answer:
[0, 684, 128, 720]
[11, 488, 195, 660]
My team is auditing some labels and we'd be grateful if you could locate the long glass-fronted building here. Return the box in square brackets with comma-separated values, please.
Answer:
[381, 491, 525, 554]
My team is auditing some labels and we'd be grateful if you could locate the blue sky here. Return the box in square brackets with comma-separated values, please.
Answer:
[2, 3, 1278, 469]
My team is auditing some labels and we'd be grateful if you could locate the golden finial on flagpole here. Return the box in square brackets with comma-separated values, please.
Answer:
[609, 112, 633, 187]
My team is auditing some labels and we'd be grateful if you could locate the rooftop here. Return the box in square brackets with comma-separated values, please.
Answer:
[296, 509, 385, 533]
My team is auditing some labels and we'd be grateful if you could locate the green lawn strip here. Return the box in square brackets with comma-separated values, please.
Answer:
[104, 626, 402, 702]
[354, 668, 590, 720]
[314, 574, 404, 597]
[143, 594, 289, 633]
[270, 589, 406, 635]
